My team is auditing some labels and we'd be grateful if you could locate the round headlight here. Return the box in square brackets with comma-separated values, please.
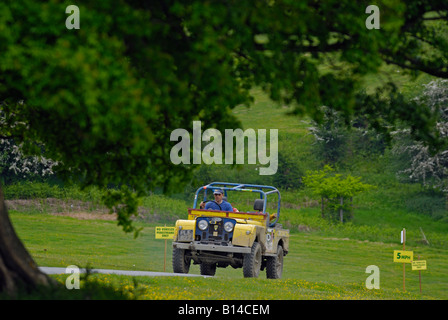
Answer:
[224, 221, 234, 232]
[198, 219, 208, 231]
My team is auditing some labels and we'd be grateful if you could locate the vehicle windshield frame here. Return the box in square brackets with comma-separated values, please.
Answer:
[193, 182, 281, 227]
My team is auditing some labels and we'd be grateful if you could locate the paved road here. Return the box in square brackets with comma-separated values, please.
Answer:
[39, 267, 210, 278]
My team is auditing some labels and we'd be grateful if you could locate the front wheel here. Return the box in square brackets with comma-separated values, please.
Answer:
[243, 242, 262, 278]
[266, 245, 284, 279]
[172, 248, 191, 274]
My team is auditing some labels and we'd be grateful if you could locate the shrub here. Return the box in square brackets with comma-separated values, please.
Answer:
[302, 165, 374, 222]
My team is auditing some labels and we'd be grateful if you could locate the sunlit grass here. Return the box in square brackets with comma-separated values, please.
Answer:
[9, 211, 448, 300]
[48, 273, 424, 300]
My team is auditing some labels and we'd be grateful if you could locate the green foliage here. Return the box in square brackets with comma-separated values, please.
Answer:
[1, 0, 448, 236]
[0, 138, 57, 185]
[102, 186, 142, 237]
[404, 192, 447, 221]
[309, 108, 350, 164]
[303, 165, 374, 222]
[303, 165, 374, 199]
[273, 151, 304, 190]
[309, 107, 388, 164]
[3, 182, 66, 200]
[3, 181, 103, 202]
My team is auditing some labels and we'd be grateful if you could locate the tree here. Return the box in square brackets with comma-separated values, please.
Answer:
[1, 0, 448, 294]
[0, 117, 57, 184]
[309, 106, 387, 164]
[273, 151, 303, 190]
[309, 107, 350, 164]
[302, 165, 374, 222]
[393, 80, 448, 191]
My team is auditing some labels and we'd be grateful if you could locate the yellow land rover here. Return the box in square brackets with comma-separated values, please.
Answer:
[172, 182, 289, 278]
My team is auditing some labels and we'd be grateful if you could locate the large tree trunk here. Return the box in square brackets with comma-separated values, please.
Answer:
[0, 183, 52, 295]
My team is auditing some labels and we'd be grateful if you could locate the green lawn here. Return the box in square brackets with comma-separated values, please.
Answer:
[5, 75, 448, 300]
[232, 87, 307, 134]
[9, 211, 447, 300]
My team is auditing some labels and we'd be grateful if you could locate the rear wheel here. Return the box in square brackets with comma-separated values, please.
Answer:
[243, 242, 262, 278]
[172, 248, 190, 274]
[200, 263, 216, 276]
[266, 245, 284, 279]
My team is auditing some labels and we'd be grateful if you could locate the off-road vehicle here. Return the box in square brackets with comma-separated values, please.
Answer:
[172, 182, 289, 278]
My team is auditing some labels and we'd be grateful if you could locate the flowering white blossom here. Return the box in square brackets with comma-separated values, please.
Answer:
[0, 138, 58, 179]
[0, 106, 58, 180]
[392, 80, 448, 192]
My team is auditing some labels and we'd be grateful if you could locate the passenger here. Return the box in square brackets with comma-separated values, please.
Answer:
[199, 189, 233, 211]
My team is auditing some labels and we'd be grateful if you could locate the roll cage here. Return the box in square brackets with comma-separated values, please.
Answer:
[193, 182, 281, 227]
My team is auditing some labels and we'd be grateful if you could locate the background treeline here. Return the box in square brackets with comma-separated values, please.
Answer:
[2, 80, 448, 225]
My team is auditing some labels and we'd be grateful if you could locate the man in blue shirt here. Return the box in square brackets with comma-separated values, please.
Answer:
[199, 189, 233, 211]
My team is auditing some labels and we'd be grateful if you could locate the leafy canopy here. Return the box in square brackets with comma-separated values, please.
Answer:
[302, 165, 374, 200]
[0, 0, 447, 234]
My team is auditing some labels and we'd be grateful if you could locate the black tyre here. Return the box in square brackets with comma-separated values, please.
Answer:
[243, 242, 262, 278]
[172, 248, 190, 273]
[266, 245, 284, 279]
[200, 263, 216, 276]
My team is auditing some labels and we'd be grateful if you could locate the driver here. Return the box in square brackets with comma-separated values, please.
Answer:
[199, 189, 233, 211]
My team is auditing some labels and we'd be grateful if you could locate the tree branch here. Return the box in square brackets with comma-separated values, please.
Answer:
[422, 16, 447, 21]
[381, 50, 448, 79]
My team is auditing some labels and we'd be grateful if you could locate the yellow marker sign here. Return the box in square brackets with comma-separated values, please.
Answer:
[412, 260, 427, 271]
[394, 250, 414, 263]
[155, 227, 175, 239]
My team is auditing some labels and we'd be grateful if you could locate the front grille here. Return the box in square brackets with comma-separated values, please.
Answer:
[208, 221, 224, 240]
[196, 217, 235, 244]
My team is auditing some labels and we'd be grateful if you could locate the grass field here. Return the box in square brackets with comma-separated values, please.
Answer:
[4, 76, 448, 300]
[9, 210, 448, 300]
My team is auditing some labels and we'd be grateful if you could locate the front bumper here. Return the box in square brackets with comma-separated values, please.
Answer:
[173, 241, 251, 254]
